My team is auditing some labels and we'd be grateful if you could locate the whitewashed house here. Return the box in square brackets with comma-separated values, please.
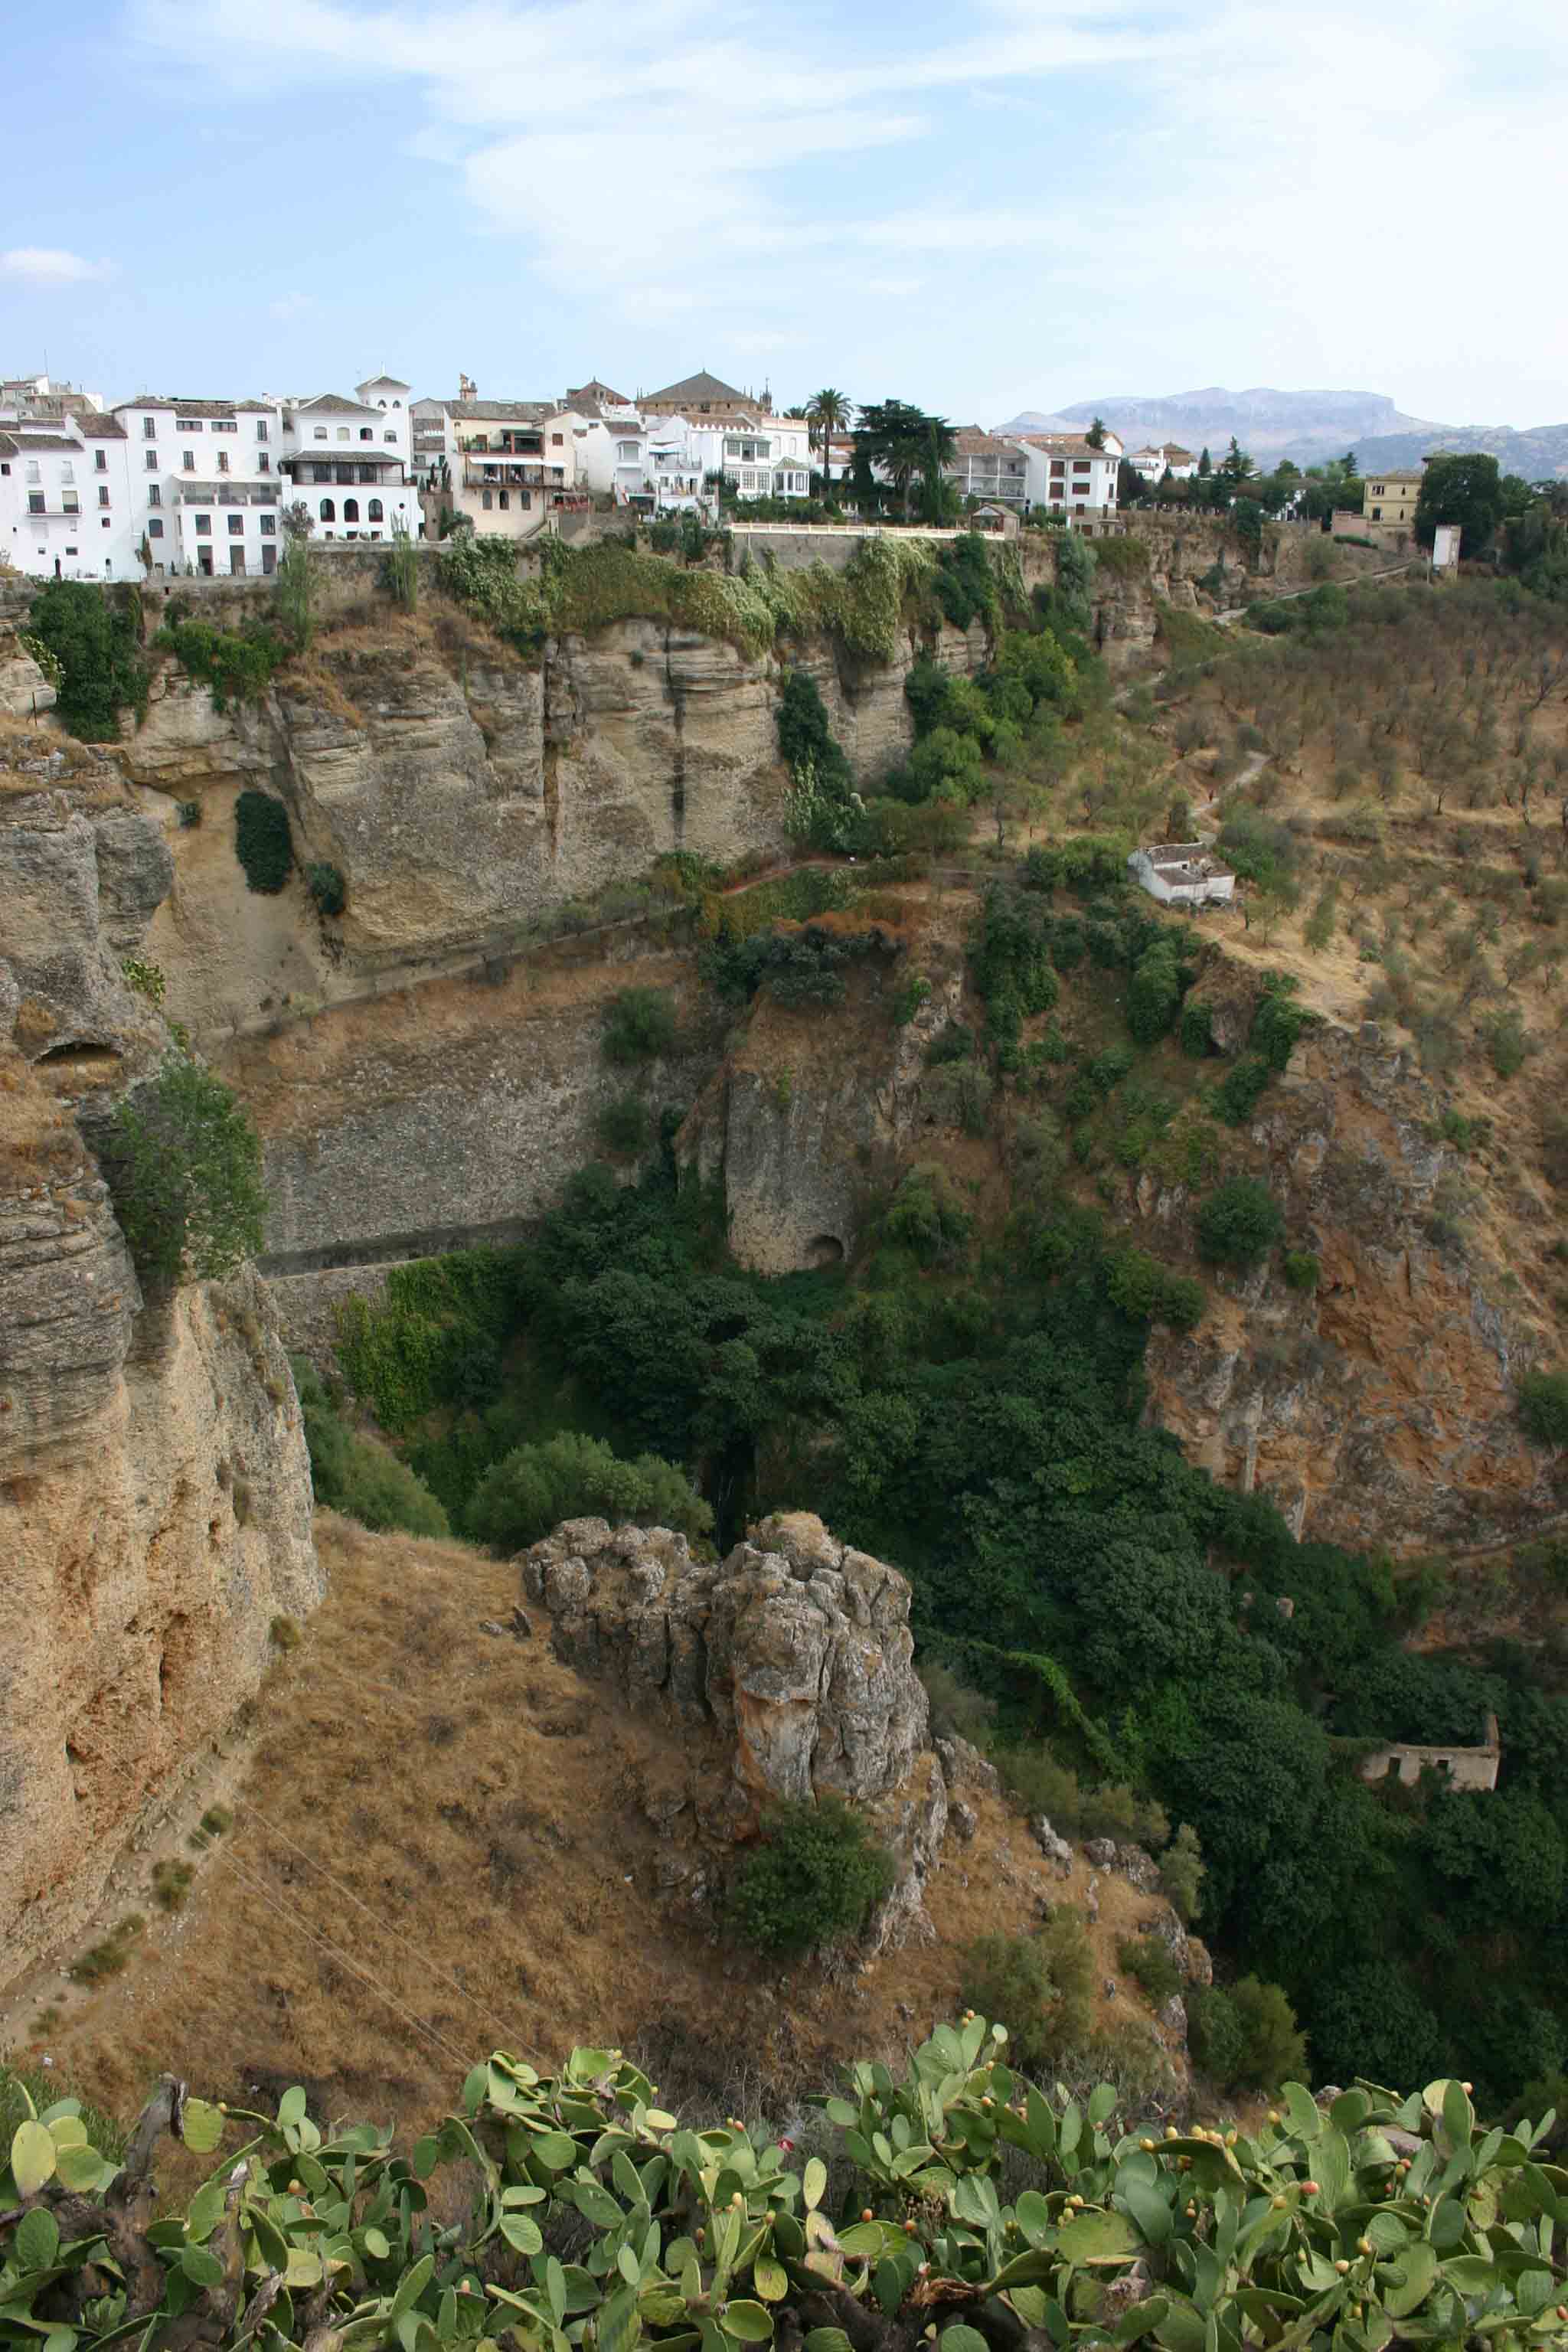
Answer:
[1129, 443, 1198, 483]
[278, 391, 420, 543]
[2, 410, 141, 579]
[678, 412, 811, 499]
[1006, 433, 1119, 517]
[945, 428, 1029, 509]
[113, 395, 284, 577]
[1129, 842, 1235, 906]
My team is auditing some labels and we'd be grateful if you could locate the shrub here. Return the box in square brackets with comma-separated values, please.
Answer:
[1179, 1000, 1214, 1057]
[97, 1054, 267, 1293]
[466, 1429, 713, 1552]
[1197, 1176, 1284, 1267]
[601, 986, 678, 1063]
[962, 1916, 1095, 2077]
[307, 861, 347, 917]
[1116, 1933, 1182, 2007]
[882, 1163, 973, 1265]
[923, 1059, 994, 1136]
[1282, 1248, 1320, 1292]
[26, 580, 148, 740]
[1160, 1821, 1205, 1923]
[1214, 1054, 1271, 1126]
[918, 1660, 996, 1746]
[177, 799, 202, 828]
[1518, 1366, 1568, 1446]
[1102, 1246, 1205, 1330]
[596, 1093, 652, 1158]
[155, 617, 289, 710]
[292, 1357, 450, 1538]
[1187, 1975, 1308, 2092]
[727, 1797, 894, 1955]
[234, 789, 293, 893]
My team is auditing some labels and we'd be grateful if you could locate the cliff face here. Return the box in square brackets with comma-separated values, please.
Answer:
[119, 609, 987, 995]
[1142, 1007, 1557, 1554]
[0, 772, 320, 1986]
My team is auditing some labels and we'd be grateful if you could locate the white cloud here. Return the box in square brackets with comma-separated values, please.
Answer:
[1, 247, 111, 283]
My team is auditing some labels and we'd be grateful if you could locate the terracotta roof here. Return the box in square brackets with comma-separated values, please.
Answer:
[1011, 433, 1105, 460]
[565, 378, 630, 407]
[114, 397, 273, 416]
[1161, 445, 1195, 460]
[292, 394, 383, 417]
[642, 370, 751, 405]
[952, 428, 1022, 459]
[3, 430, 82, 450]
[443, 399, 554, 423]
[74, 415, 127, 439]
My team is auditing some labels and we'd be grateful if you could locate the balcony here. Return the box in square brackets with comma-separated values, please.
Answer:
[462, 462, 564, 491]
[174, 483, 280, 507]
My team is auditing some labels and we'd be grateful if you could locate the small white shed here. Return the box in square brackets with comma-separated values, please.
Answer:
[1128, 842, 1236, 906]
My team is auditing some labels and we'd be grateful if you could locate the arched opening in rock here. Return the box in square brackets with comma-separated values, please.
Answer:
[807, 1233, 845, 1267]
[34, 1039, 122, 1067]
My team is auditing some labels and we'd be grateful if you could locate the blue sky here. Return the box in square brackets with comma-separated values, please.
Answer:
[3, 0, 1566, 428]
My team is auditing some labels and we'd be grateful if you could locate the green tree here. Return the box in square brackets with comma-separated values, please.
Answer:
[275, 502, 315, 647]
[1197, 446, 1212, 478]
[97, 1053, 268, 1293]
[727, 1797, 894, 1954]
[1416, 452, 1506, 556]
[26, 580, 147, 741]
[466, 1430, 713, 1551]
[1085, 416, 1107, 450]
[1518, 1365, 1568, 1445]
[601, 986, 678, 1063]
[852, 400, 942, 520]
[805, 387, 853, 498]
[1197, 1176, 1285, 1266]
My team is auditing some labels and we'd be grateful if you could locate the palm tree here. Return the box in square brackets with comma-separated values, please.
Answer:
[806, 388, 852, 499]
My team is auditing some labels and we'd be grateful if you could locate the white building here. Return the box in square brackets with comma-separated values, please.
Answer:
[413, 397, 578, 541]
[945, 428, 1029, 509]
[1005, 434, 1119, 517]
[678, 411, 811, 499]
[1, 410, 140, 579]
[113, 395, 284, 577]
[278, 388, 419, 544]
[1128, 842, 1235, 906]
[1129, 443, 1198, 483]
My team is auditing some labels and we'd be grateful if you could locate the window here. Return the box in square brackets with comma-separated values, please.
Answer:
[194, 513, 211, 534]
[24, 460, 40, 483]
[102, 518, 112, 530]
[256, 420, 268, 441]
[336, 426, 349, 442]
[360, 426, 373, 441]
[318, 498, 335, 521]
[98, 486, 110, 508]
[384, 430, 396, 443]
[95, 449, 107, 472]
[60, 459, 74, 482]
[28, 492, 44, 514]
[377, 398, 387, 409]
[358, 463, 376, 482]
[211, 419, 236, 433]
[217, 451, 230, 473]
[143, 416, 157, 438]
[551, 433, 563, 446]
[183, 450, 195, 470]
[145, 449, 158, 472]
[498, 491, 509, 510]
[343, 498, 359, 522]
[147, 484, 161, 507]
[149, 518, 164, 537]
[228, 514, 243, 534]
[368, 498, 382, 521]
[62, 493, 80, 514]
[394, 399, 401, 409]
[258, 454, 270, 472]
[260, 514, 276, 534]
[481, 489, 493, 510]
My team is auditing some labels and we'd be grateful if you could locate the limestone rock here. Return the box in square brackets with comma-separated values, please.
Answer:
[936, 1735, 1001, 1797]
[93, 810, 175, 954]
[1116, 1842, 1161, 1893]
[1158, 1993, 1188, 2041]
[1085, 1836, 1117, 1867]
[950, 1798, 978, 1841]
[1031, 1815, 1074, 1867]
[521, 1510, 928, 1814]
[0, 792, 163, 1062]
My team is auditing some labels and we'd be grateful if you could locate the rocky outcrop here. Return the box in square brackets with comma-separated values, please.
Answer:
[0, 627, 57, 719]
[1142, 1011, 1557, 1551]
[678, 952, 962, 1273]
[0, 771, 320, 1988]
[521, 1510, 948, 1942]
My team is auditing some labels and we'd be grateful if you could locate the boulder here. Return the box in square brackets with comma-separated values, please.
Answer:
[1158, 1993, 1188, 2042]
[1116, 1842, 1161, 1892]
[520, 1510, 929, 1815]
[1085, 1836, 1117, 1867]
[1031, 1815, 1074, 1867]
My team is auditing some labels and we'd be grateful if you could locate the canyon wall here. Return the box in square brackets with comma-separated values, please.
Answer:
[0, 765, 320, 1986]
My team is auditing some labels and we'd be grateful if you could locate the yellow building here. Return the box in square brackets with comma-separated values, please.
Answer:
[1364, 469, 1423, 525]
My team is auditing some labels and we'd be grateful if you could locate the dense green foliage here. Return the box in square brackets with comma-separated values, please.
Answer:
[1197, 1176, 1285, 1266]
[328, 1135, 1568, 2105]
[3, 2034, 1562, 2352]
[292, 1357, 449, 1537]
[601, 987, 679, 1063]
[96, 1054, 266, 1292]
[26, 580, 147, 740]
[307, 861, 347, 917]
[776, 665, 858, 849]
[466, 1430, 712, 1551]
[153, 616, 290, 710]
[1186, 1977, 1309, 2092]
[727, 1796, 894, 1954]
[234, 789, 294, 893]
[1517, 1366, 1568, 1446]
[961, 1919, 1094, 2076]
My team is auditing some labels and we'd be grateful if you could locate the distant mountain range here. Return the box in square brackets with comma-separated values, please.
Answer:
[991, 387, 1568, 478]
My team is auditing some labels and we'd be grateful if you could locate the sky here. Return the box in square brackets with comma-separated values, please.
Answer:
[3, 0, 1566, 429]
